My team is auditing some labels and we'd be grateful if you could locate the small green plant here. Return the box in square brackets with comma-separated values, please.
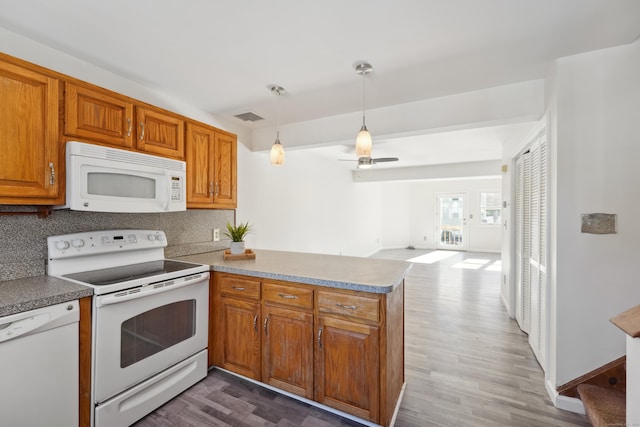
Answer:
[223, 221, 252, 242]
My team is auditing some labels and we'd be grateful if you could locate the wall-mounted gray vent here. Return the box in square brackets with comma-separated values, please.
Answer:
[234, 112, 264, 122]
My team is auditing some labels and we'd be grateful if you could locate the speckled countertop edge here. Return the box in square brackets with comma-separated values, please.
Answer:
[174, 249, 412, 294]
[0, 276, 93, 317]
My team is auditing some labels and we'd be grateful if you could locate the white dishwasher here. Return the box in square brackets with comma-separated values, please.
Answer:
[0, 300, 79, 427]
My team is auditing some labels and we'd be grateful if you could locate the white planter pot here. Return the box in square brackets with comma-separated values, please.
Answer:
[229, 241, 246, 255]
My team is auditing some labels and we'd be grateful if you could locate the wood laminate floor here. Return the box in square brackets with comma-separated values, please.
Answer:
[135, 249, 589, 427]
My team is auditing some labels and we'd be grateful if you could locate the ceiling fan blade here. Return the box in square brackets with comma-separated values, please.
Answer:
[372, 157, 399, 163]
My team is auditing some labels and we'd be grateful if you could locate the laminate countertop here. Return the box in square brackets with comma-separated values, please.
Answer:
[0, 275, 93, 317]
[174, 249, 411, 294]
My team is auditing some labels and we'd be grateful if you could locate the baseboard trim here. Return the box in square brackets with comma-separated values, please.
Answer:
[389, 382, 406, 427]
[546, 379, 586, 415]
[500, 293, 514, 318]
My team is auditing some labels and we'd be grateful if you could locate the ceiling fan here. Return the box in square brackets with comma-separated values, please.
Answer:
[357, 156, 399, 167]
[338, 156, 400, 168]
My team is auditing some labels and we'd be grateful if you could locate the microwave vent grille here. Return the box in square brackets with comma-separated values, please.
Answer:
[74, 142, 185, 172]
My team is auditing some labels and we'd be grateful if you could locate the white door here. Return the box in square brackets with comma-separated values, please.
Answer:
[436, 193, 468, 250]
[513, 130, 548, 370]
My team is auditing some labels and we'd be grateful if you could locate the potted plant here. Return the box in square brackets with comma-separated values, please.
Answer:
[224, 221, 252, 254]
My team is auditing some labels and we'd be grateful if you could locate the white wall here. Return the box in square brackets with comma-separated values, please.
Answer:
[237, 144, 384, 257]
[551, 38, 640, 387]
[380, 182, 412, 249]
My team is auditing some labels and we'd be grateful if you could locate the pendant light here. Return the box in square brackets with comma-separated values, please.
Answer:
[355, 62, 373, 158]
[270, 85, 285, 166]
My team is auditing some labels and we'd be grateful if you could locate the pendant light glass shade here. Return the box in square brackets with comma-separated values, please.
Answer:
[270, 85, 285, 166]
[270, 132, 285, 165]
[355, 62, 373, 158]
[356, 125, 372, 157]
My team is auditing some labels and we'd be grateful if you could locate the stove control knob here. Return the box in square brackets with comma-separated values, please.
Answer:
[147, 234, 156, 241]
[55, 240, 70, 250]
[71, 239, 85, 248]
[156, 234, 165, 241]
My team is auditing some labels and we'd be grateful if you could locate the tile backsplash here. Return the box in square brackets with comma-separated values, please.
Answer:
[0, 207, 234, 281]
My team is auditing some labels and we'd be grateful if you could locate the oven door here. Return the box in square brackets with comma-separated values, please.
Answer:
[93, 272, 209, 404]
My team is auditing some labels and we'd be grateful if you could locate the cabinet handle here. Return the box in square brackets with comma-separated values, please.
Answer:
[278, 293, 297, 299]
[317, 328, 323, 348]
[48, 163, 55, 185]
[209, 182, 214, 197]
[263, 317, 269, 335]
[139, 122, 145, 141]
[232, 286, 245, 291]
[253, 314, 258, 332]
[336, 303, 357, 310]
[214, 182, 219, 196]
[126, 118, 132, 137]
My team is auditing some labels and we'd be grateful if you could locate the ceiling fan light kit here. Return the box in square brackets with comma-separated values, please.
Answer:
[270, 85, 285, 166]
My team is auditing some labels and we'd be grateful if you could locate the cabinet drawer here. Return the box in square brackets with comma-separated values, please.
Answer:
[317, 291, 380, 323]
[219, 275, 260, 300]
[263, 283, 313, 310]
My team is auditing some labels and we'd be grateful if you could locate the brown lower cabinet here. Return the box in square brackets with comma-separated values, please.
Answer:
[210, 272, 404, 427]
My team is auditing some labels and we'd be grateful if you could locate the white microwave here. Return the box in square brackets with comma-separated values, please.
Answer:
[62, 141, 186, 213]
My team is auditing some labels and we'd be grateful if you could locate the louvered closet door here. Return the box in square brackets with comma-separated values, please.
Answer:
[515, 131, 548, 371]
[528, 142, 542, 363]
[539, 138, 547, 366]
[514, 156, 530, 333]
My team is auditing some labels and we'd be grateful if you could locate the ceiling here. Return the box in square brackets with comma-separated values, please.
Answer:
[1, 0, 639, 171]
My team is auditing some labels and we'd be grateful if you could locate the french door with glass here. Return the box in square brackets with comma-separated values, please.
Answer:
[436, 193, 468, 250]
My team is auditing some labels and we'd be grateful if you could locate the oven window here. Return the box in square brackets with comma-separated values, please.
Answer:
[120, 300, 196, 368]
[88, 172, 156, 199]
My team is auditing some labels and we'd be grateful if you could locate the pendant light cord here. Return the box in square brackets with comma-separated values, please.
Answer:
[362, 74, 366, 127]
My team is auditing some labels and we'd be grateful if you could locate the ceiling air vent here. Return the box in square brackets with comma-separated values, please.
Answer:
[234, 112, 264, 122]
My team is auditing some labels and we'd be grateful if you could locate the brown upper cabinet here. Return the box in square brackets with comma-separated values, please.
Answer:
[135, 106, 185, 159]
[0, 52, 236, 208]
[65, 83, 134, 149]
[0, 59, 61, 204]
[65, 83, 185, 159]
[186, 123, 237, 209]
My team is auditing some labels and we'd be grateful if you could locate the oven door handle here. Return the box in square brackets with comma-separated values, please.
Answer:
[96, 272, 210, 307]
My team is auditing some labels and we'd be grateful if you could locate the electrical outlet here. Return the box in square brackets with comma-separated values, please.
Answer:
[423, 236, 427, 241]
[213, 229, 220, 241]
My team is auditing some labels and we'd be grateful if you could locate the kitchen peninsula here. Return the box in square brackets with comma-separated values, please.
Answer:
[176, 249, 411, 427]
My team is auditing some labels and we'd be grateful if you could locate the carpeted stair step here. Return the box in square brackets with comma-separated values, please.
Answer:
[577, 383, 625, 427]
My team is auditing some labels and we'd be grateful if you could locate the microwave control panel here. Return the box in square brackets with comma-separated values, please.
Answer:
[171, 176, 183, 201]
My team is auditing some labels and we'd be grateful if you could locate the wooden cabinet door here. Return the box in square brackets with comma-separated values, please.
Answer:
[186, 123, 214, 206]
[0, 60, 59, 202]
[262, 305, 314, 399]
[65, 83, 134, 148]
[136, 107, 185, 159]
[213, 131, 237, 207]
[218, 296, 261, 380]
[315, 316, 380, 422]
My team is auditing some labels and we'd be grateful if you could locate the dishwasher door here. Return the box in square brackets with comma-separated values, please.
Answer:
[0, 300, 79, 427]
